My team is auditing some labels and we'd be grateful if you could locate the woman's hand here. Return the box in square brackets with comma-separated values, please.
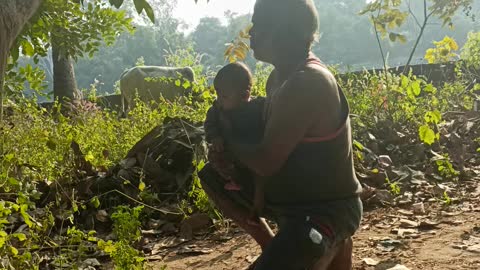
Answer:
[211, 137, 225, 152]
[208, 148, 234, 181]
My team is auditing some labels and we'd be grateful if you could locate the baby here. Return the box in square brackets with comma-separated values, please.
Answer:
[204, 62, 266, 223]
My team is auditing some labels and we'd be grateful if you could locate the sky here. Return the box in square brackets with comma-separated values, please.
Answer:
[172, 0, 256, 31]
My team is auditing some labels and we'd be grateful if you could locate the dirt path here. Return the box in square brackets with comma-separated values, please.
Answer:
[149, 200, 480, 270]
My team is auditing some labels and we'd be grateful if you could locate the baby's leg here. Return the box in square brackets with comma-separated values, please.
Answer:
[210, 151, 243, 190]
[222, 157, 243, 191]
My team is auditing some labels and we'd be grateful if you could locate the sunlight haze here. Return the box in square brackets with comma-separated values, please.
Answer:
[172, 0, 256, 31]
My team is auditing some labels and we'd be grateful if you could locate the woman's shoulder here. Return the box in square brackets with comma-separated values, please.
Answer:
[265, 69, 278, 96]
[288, 65, 337, 94]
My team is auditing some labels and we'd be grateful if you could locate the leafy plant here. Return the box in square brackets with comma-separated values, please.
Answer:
[442, 191, 452, 205]
[386, 177, 401, 195]
[98, 205, 145, 269]
[462, 31, 480, 66]
[360, 0, 474, 67]
[424, 36, 459, 64]
[418, 110, 441, 145]
[187, 160, 221, 220]
[224, 24, 252, 63]
[435, 155, 460, 180]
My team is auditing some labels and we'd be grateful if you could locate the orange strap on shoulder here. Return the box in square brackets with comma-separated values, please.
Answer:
[301, 123, 347, 143]
[300, 56, 347, 143]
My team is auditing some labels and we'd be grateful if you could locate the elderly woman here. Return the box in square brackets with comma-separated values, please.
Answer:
[199, 0, 363, 269]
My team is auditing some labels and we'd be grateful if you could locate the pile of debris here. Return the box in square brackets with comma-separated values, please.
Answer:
[355, 110, 480, 208]
[31, 117, 207, 234]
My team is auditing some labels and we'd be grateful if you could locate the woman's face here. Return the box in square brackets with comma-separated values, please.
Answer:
[249, 2, 275, 63]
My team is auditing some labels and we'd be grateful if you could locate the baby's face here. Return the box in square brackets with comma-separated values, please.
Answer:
[216, 88, 246, 111]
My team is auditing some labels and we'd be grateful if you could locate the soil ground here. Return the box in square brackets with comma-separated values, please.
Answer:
[148, 181, 480, 270]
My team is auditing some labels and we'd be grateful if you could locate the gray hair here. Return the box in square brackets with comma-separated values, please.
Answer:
[255, 0, 320, 49]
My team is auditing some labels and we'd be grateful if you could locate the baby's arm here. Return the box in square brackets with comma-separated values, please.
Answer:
[204, 102, 225, 152]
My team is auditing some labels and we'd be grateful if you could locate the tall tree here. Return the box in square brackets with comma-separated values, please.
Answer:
[74, 0, 185, 92]
[0, 0, 42, 120]
[0, 0, 155, 119]
[191, 17, 227, 66]
[51, 36, 78, 101]
[17, 0, 134, 102]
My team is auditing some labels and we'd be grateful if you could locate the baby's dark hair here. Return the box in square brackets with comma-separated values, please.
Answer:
[213, 62, 253, 96]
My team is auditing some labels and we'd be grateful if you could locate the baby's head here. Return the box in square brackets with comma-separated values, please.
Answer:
[213, 62, 253, 111]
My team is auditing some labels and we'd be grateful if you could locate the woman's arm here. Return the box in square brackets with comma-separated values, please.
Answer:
[229, 69, 336, 177]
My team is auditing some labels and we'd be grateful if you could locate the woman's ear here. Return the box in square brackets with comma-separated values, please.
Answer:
[245, 90, 251, 100]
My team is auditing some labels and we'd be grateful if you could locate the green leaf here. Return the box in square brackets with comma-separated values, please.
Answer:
[109, 0, 124, 8]
[20, 204, 33, 228]
[98, 239, 116, 253]
[389, 32, 397, 42]
[133, 0, 144, 14]
[419, 125, 436, 145]
[425, 110, 442, 124]
[401, 75, 409, 88]
[10, 46, 19, 62]
[12, 233, 27, 241]
[73, 202, 79, 213]
[133, 0, 155, 23]
[10, 246, 18, 256]
[397, 34, 407, 43]
[22, 41, 34, 56]
[7, 177, 20, 186]
[202, 90, 211, 99]
[5, 153, 14, 162]
[406, 85, 415, 100]
[182, 80, 191, 89]
[412, 81, 421, 96]
[0, 231, 6, 249]
[353, 140, 364, 151]
[139, 181, 146, 191]
[424, 84, 435, 93]
[175, 79, 181, 87]
[85, 152, 95, 162]
[90, 196, 100, 208]
[143, 2, 155, 23]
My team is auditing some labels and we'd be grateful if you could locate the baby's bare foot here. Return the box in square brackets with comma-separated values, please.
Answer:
[224, 181, 242, 191]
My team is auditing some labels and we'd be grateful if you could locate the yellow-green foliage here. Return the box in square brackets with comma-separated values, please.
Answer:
[339, 68, 472, 146]
[461, 31, 480, 70]
[424, 36, 459, 64]
[1, 99, 163, 186]
[0, 41, 476, 269]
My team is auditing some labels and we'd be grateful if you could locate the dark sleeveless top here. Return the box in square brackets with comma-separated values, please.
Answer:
[263, 56, 362, 206]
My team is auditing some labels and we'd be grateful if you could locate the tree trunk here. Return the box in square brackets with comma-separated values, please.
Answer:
[0, 0, 42, 121]
[52, 39, 78, 103]
[0, 40, 8, 122]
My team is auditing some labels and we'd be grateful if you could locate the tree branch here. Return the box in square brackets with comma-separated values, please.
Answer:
[424, 0, 428, 20]
[371, 0, 390, 93]
[372, 0, 387, 73]
[404, 0, 432, 70]
[407, 0, 422, 28]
